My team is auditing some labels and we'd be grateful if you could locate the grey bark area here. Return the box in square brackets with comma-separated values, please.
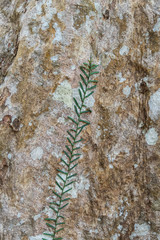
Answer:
[0, 0, 160, 239]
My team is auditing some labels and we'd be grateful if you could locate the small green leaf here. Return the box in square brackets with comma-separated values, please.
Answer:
[68, 116, 78, 125]
[62, 197, 70, 202]
[75, 138, 83, 144]
[85, 91, 94, 98]
[49, 201, 60, 206]
[62, 188, 72, 195]
[53, 238, 63, 240]
[87, 85, 96, 91]
[61, 158, 69, 167]
[81, 109, 92, 114]
[72, 153, 81, 157]
[49, 206, 58, 214]
[57, 169, 68, 175]
[44, 232, 55, 236]
[56, 222, 65, 225]
[90, 71, 99, 76]
[57, 173, 65, 183]
[79, 89, 83, 102]
[67, 130, 75, 140]
[56, 181, 63, 191]
[91, 65, 99, 70]
[74, 105, 80, 117]
[89, 80, 98, 83]
[76, 127, 83, 136]
[73, 147, 80, 151]
[83, 62, 89, 66]
[73, 97, 81, 109]
[55, 228, 64, 233]
[63, 150, 71, 160]
[70, 128, 76, 132]
[67, 173, 77, 179]
[79, 82, 85, 93]
[70, 156, 80, 163]
[80, 67, 89, 78]
[59, 203, 69, 210]
[65, 145, 72, 154]
[79, 119, 90, 125]
[46, 223, 55, 229]
[53, 190, 61, 198]
[44, 218, 56, 221]
[65, 181, 75, 187]
[67, 137, 73, 147]
[69, 163, 78, 171]
[80, 74, 87, 86]
[78, 123, 89, 130]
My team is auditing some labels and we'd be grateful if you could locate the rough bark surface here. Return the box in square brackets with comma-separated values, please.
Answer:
[0, 0, 160, 239]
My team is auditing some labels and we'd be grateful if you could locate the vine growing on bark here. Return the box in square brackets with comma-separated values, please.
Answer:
[43, 58, 99, 240]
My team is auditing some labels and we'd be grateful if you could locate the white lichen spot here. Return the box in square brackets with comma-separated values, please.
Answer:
[33, 214, 41, 221]
[109, 164, 113, 169]
[134, 164, 138, 168]
[17, 212, 21, 218]
[8, 153, 12, 160]
[149, 88, 160, 121]
[47, 126, 55, 136]
[71, 65, 76, 70]
[29, 235, 52, 240]
[51, 149, 61, 159]
[145, 128, 158, 145]
[119, 45, 129, 56]
[102, 52, 116, 67]
[112, 233, 120, 240]
[129, 223, 150, 239]
[153, 18, 160, 32]
[96, 126, 101, 138]
[52, 80, 72, 108]
[89, 229, 98, 234]
[46, 141, 53, 151]
[58, 117, 65, 123]
[53, 23, 62, 44]
[85, 14, 95, 34]
[123, 85, 131, 97]
[70, 175, 90, 198]
[41, 7, 57, 30]
[117, 72, 126, 83]
[53, 71, 58, 75]
[50, 55, 59, 62]
[30, 147, 44, 160]
[28, 122, 32, 126]
[118, 225, 123, 231]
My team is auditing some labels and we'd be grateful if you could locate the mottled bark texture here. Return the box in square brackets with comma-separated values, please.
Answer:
[0, 0, 160, 239]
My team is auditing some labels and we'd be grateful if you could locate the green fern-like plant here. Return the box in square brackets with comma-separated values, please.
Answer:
[43, 58, 99, 240]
